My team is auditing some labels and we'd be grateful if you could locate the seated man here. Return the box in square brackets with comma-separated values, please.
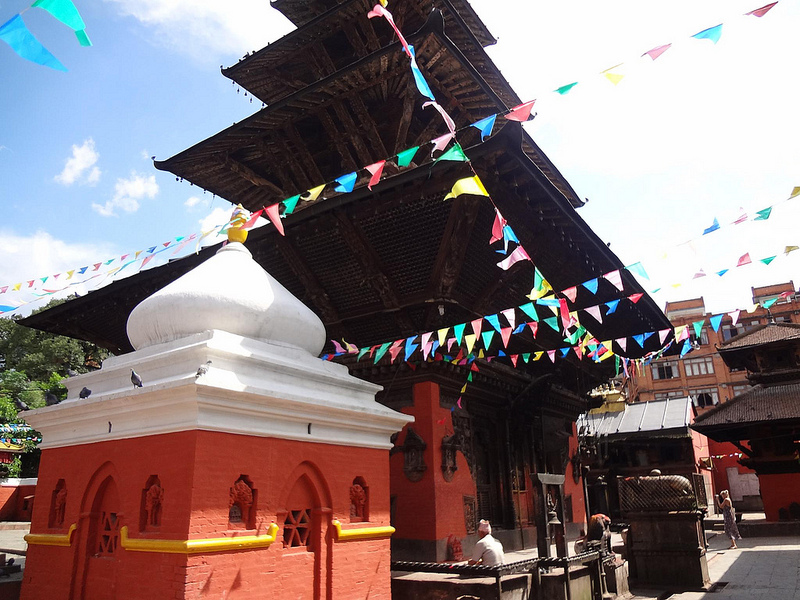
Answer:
[468, 520, 505, 566]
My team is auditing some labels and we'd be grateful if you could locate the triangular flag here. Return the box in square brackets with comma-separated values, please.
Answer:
[761, 255, 776, 265]
[528, 267, 552, 300]
[754, 207, 772, 220]
[420, 332, 433, 360]
[365, 161, 385, 190]
[658, 328, 671, 344]
[675, 325, 689, 342]
[501, 308, 516, 330]
[692, 24, 723, 44]
[626, 262, 649, 280]
[584, 305, 603, 323]
[264, 203, 285, 236]
[470, 114, 497, 140]
[303, 184, 325, 202]
[790, 186, 800, 199]
[559, 348, 570, 358]
[603, 270, 624, 292]
[500, 327, 513, 348]
[519, 302, 538, 322]
[642, 43, 671, 61]
[481, 330, 495, 350]
[357, 347, 370, 361]
[453, 323, 466, 345]
[396, 146, 419, 167]
[544, 317, 560, 332]
[680, 339, 693, 357]
[490, 209, 507, 244]
[728, 310, 741, 326]
[510, 354, 518, 367]
[693, 270, 707, 279]
[615, 337, 627, 352]
[437, 328, 449, 347]
[709, 314, 723, 332]
[533, 351, 544, 361]
[0, 14, 67, 71]
[504, 100, 536, 122]
[628, 293, 643, 304]
[444, 175, 489, 200]
[605, 299, 620, 314]
[501, 225, 519, 253]
[404, 336, 419, 362]
[435, 142, 468, 163]
[562, 286, 577, 303]
[547, 350, 557, 363]
[716, 269, 729, 277]
[737, 253, 752, 267]
[692, 320, 705, 339]
[32, 0, 89, 44]
[785, 246, 799, 255]
[555, 82, 578, 95]
[464, 334, 477, 354]
[485, 314, 502, 333]
[632, 334, 645, 348]
[408, 46, 435, 101]
[601, 64, 624, 85]
[470, 318, 483, 337]
[497, 246, 530, 270]
[733, 208, 748, 224]
[334, 172, 358, 193]
[582, 278, 599, 294]
[522, 353, 530, 363]
[374, 342, 391, 363]
[703, 217, 720, 235]
[283, 194, 301, 216]
[527, 322, 539, 338]
[746, 2, 778, 17]
[423, 101, 456, 135]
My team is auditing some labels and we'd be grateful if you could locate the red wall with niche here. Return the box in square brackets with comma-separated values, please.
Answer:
[758, 473, 800, 522]
[22, 430, 394, 600]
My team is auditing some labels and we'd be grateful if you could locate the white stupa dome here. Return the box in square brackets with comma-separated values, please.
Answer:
[126, 242, 326, 355]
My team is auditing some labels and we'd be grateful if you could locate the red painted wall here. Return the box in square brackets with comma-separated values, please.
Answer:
[0, 483, 36, 521]
[758, 473, 800, 521]
[707, 439, 757, 501]
[566, 425, 587, 528]
[22, 430, 394, 600]
[390, 382, 476, 545]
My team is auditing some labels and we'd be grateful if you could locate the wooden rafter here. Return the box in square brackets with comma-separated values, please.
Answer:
[394, 88, 416, 153]
[348, 94, 389, 158]
[216, 154, 285, 197]
[317, 107, 359, 171]
[285, 123, 325, 183]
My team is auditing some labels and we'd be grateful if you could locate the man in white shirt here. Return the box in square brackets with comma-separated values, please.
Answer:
[469, 520, 505, 566]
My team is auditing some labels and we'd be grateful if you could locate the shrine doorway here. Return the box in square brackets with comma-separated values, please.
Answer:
[71, 463, 122, 600]
[279, 461, 333, 600]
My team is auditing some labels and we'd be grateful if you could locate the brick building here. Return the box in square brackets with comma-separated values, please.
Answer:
[630, 281, 800, 509]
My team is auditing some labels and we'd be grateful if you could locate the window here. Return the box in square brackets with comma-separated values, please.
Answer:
[283, 509, 312, 548]
[731, 384, 752, 396]
[654, 390, 685, 400]
[684, 356, 714, 376]
[690, 387, 718, 408]
[97, 512, 120, 556]
[651, 360, 680, 380]
[722, 324, 746, 341]
[689, 327, 709, 346]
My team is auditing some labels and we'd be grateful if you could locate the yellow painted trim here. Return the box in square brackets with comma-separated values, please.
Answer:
[25, 523, 77, 547]
[331, 519, 395, 542]
[120, 523, 279, 554]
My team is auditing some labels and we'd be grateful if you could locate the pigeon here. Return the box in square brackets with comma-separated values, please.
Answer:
[195, 360, 212, 378]
[131, 369, 143, 388]
[79, 387, 92, 399]
[44, 392, 59, 406]
[66, 368, 79, 377]
[13, 398, 29, 412]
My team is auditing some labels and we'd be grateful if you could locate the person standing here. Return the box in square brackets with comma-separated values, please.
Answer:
[469, 520, 505, 566]
[717, 490, 742, 549]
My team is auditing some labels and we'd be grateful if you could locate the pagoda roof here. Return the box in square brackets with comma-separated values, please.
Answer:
[22, 126, 670, 363]
[155, 10, 579, 211]
[718, 322, 800, 351]
[690, 382, 800, 440]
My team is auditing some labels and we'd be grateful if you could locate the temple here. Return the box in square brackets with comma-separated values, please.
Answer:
[21, 0, 671, 566]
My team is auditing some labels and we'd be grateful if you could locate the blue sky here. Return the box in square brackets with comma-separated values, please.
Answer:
[1, 0, 798, 319]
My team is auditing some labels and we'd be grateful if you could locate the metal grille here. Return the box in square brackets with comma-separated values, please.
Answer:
[618, 475, 699, 514]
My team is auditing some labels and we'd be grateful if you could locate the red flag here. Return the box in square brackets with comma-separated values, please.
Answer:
[628, 293, 644, 304]
[470, 318, 483, 337]
[366, 160, 385, 190]
[510, 354, 518, 367]
[504, 100, 536, 122]
[527, 322, 539, 338]
[490, 209, 507, 244]
[642, 43, 671, 61]
[562, 286, 577, 303]
[243, 209, 264, 230]
[746, 2, 777, 17]
[264, 203, 284, 236]
[737, 253, 752, 267]
[500, 327, 513, 348]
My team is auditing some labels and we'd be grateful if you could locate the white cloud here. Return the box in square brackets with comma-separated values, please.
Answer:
[184, 195, 209, 209]
[198, 207, 231, 234]
[92, 172, 159, 217]
[55, 139, 101, 186]
[105, 0, 295, 61]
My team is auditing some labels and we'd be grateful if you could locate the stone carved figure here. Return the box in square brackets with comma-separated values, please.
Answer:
[350, 484, 367, 521]
[229, 478, 254, 525]
[53, 486, 67, 527]
[145, 483, 164, 527]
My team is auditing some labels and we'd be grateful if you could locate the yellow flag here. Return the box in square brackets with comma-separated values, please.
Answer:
[601, 64, 625, 85]
[533, 351, 544, 361]
[444, 175, 489, 200]
[437, 328, 449, 347]
[747, 303, 759, 313]
[477, 349, 485, 359]
[66, 270, 74, 280]
[785, 245, 799, 255]
[464, 334, 477, 354]
[303, 184, 326, 202]
[790, 186, 800, 199]
[379, 0, 388, 5]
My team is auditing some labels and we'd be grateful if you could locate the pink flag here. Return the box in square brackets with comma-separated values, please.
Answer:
[490, 209, 507, 244]
[733, 208, 748, 224]
[584, 305, 603, 323]
[243, 209, 264, 229]
[423, 101, 456, 134]
[510, 354, 518, 367]
[658, 328, 671, 344]
[642, 43, 672, 61]
[603, 269, 624, 291]
[737, 253, 752, 267]
[547, 350, 556, 363]
[504, 100, 536, 122]
[367, 5, 412, 57]
[497, 246, 530, 270]
[501, 308, 516, 329]
[615, 337, 627, 352]
[500, 327, 513, 348]
[574, 346, 583, 359]
[562, 286, 577, 303]
[693, 270, 706, 279]
[447, 337, 458, 352]
[527, 322, 539, 338]
[366, 160, 385, 190]
[331, 340, 346, 354]
[430, 132, 454, 154]
[421, 332, 433, 360]
[471, 318, 483, 338]
[628, 293, 643, 303]
[264, 203, 285, 236]
[728, 309, 741, 326]
[746, 2, 777, 17]
[457, 397, 463, 409]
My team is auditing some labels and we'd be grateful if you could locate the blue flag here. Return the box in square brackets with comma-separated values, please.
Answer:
[0, 14, 66, 71]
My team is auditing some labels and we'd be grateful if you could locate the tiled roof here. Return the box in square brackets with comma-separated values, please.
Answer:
[578, 397, 692, 438]
[692, 382, 800, 428]
[719, 322, 800, 350]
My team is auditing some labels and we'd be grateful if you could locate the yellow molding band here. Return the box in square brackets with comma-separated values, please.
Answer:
[25, 523, 77, 547]
[331, 519, 395, 542]
[120, 523, 279, 554]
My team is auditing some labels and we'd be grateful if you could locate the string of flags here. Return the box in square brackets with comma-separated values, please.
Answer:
[0, 0, 91, 71]
[0, 424, 40, 446]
